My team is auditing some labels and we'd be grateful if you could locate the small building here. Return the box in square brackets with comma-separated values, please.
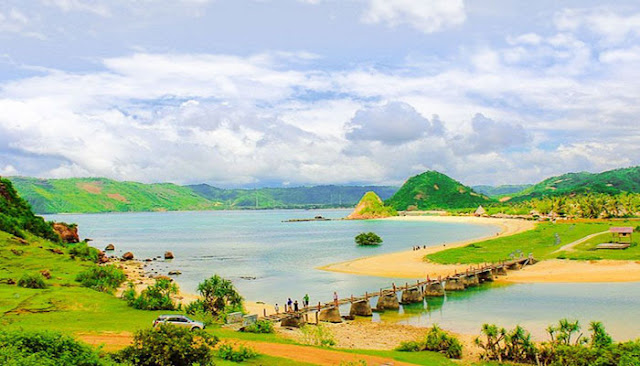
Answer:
[474, 205, 486, 216]
[609, 227, 633, 243]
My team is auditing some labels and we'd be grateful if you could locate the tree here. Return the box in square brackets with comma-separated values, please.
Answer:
[195, 275, 243, 316]
[355, 232, 383, 246]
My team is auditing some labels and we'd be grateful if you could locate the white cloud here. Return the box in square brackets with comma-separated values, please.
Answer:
[362, 0, 465, 34]
[555, 8, 640, 45]
[42, 0, 111, 16]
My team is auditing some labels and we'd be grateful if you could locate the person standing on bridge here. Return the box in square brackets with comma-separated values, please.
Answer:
[287, 298, 293, 312]
[333, 291, 339, 307]
[274, 303, 279, 314]
[294, 300, 299, 312]
[303, 293, 310, 308]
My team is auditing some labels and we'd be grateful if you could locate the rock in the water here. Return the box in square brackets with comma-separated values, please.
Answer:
[144, 258, 152, 262]
[164, 251, 174, 259]
[52, 222, 80, 243]
[281, 314, 306, 328]
[168, 270, 182, 275]
[122, 251, 134, 260]
[105, 244, 115, 251]
[318, 308, 342, 323]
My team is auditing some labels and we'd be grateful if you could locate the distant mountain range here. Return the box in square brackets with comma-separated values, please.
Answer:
[7, 166, 640, 214]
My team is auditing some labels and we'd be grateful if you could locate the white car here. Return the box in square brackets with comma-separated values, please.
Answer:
[152, 315, 205, 330]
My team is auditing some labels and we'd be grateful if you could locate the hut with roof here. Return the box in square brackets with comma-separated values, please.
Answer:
[474, 205, 486, 216]
[609, 227, 633, 243]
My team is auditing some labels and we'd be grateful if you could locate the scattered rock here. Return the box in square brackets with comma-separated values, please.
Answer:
[164, 251, 174, 260]
[40, 270, 51, 279]
[144, 258, 152, 262]
[240, 276, 256, 280]
[52, 222, 80, 243]
[168, 270, 182, 275]
[122, 252, 134, 260]
[97, 251, 109, 264]
[48, 248, 64, 255]
[6, 278, 15, 285]
[152, 258, 157, 261]
[104, 244, 115, 251]
[10, 249, 23, 256]
[12, 237, 29, 245]
[154, 275, 173, 282]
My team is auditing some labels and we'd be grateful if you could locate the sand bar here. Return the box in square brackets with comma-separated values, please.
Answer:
[319, 215, 640, 283]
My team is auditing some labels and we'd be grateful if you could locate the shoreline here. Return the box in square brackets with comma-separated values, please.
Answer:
[318, 215, 640, 283]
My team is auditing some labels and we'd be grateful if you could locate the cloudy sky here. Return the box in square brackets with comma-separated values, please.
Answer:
[1, 0, 640, 187]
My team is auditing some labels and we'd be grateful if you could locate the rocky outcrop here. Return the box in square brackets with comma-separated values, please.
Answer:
[105, 244, 115, 251]
[122, 251, 134, 260]
[53, 223, 79, 243]
[164, 251, 174, 260]
[97, 250, 109, 264]
[347, 192, 396, 220]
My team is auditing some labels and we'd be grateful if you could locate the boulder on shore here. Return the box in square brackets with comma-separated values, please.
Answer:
[164, 251, 174, 260]
[122, 251, 134, 260]
[97, 250, 109, 264]
[53, 223, 80, 243]
[105, 244, 115, 251]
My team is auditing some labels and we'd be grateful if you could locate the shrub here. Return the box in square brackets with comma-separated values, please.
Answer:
[76, 265, 126, 293]
[0, 329, 112, 366]
[243, 319, 274, 334]
[113, 324, 218, 366]
[17, 273, 47, 289]
[396, 340, 423, 352]
[69, 242, 100, 262]
[354, 232, 383, 246]
[124, 278, 178, 310]
[301, 324, 336, 347]
[423, 325, 463, 359]
[196, 274, 243, 316]
[216, 343, 258, 362]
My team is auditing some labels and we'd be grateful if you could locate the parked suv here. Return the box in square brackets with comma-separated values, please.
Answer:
[152, 315, 205, 330]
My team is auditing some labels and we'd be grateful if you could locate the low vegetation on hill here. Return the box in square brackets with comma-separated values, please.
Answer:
[0, 178, 59, 241]
[385, 171, 491, 211]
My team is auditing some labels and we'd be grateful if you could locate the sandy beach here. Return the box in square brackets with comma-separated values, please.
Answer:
[318, 216, 535, 279]
[319, 215, 640, 283]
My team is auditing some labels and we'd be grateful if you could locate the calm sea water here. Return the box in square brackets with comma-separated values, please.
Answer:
[46, 210, 640, 340]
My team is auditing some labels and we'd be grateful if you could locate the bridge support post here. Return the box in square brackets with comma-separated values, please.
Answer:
[444, 277, 466, 291]
[281, 314, 306, 328]
[400, 288, 424, 304]
[478, 270, 494, 282]
[493, 266, 508, 276]
[463, 274, 479, 287]
[508, 262, 522, 270]
[318, 308, 342, 323]
[423, 282, 445, 296]
[349, 300, 373, 317]
[375, 292, 400, 311]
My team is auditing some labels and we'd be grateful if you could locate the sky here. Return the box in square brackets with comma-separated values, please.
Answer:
[1, 0, 640, 187]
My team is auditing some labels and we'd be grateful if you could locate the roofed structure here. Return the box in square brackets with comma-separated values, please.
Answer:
[609, 227, 633, 243]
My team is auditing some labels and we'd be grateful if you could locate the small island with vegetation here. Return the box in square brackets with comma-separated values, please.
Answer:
[355, 232, 383, 246]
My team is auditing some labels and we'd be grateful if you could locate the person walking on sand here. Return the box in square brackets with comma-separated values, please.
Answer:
[333, 291, 339, 307]
[303, 293, 310, 308]
[274, 303, 279, 314]
[287, 298, 293, 312]
[294, 300, 299, 312]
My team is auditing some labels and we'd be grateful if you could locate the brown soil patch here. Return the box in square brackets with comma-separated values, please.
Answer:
[107, 193, 129, 202]
[77, 182, 102, 194]
[76, 332, 133, 352]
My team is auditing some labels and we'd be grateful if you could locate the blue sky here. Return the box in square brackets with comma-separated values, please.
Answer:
[1, 0, 640, 187]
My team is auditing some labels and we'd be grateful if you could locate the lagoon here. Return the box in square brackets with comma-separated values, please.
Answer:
[46, 210, 640, 340]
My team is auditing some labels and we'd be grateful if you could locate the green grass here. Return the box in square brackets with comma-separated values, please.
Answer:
[339, 348, 458, 365]
[425, 221, 637, 264]
[556, 233, 640, 260]
[213, 354, 316, 366]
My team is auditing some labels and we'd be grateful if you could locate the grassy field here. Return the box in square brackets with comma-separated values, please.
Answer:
[426, 220, 639, 264]
[556, 232, 640, 260]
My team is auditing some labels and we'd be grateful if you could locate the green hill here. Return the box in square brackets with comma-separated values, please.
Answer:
[0, 178, 59, 241]
[385, 171, 491, 210]
[347, 191, 397, 219]
[508, 166, 640, 202]
[186, 184, 398, 209]
[9, 177, 221, 214]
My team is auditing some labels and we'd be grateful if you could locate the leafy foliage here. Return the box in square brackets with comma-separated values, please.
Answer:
[69, 242, 101, 262]
[216, 343, 258, 362]
[0, 329, 114, 366]
[243, 319, 275, 334]
[124, 278, 178, 310]
[17, 273, 47, 289]
[385, 171, 491, 210]
[189, 274, 243, 317]
[113, 324, 218, 366]
[0, 178, 59, 241]
[76, 265, 126, 293]
[355, 232, 383, 246]
[396, 325, 462, 359]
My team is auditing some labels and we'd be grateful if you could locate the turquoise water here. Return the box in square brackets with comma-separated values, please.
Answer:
[46, 210, 640, 341]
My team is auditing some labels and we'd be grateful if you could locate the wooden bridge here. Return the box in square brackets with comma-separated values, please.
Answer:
[262, 255, 536, 327]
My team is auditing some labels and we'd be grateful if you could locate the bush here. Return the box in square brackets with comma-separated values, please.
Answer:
[76, 265, 126, 293]
[397, 325, 462, 359]
[301, 324, 336, 347]
[396, 340, 422, 352]
[354, 232, 383, 246]
[17, 273, 47, 289]
[243, 319, 274, 334]
[0, 329, 112, 366]
[69, 242, 100, 262]
[124, 278, 178, 310]
[113, 324, 218, 366]
[216, 343, 258, 362]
